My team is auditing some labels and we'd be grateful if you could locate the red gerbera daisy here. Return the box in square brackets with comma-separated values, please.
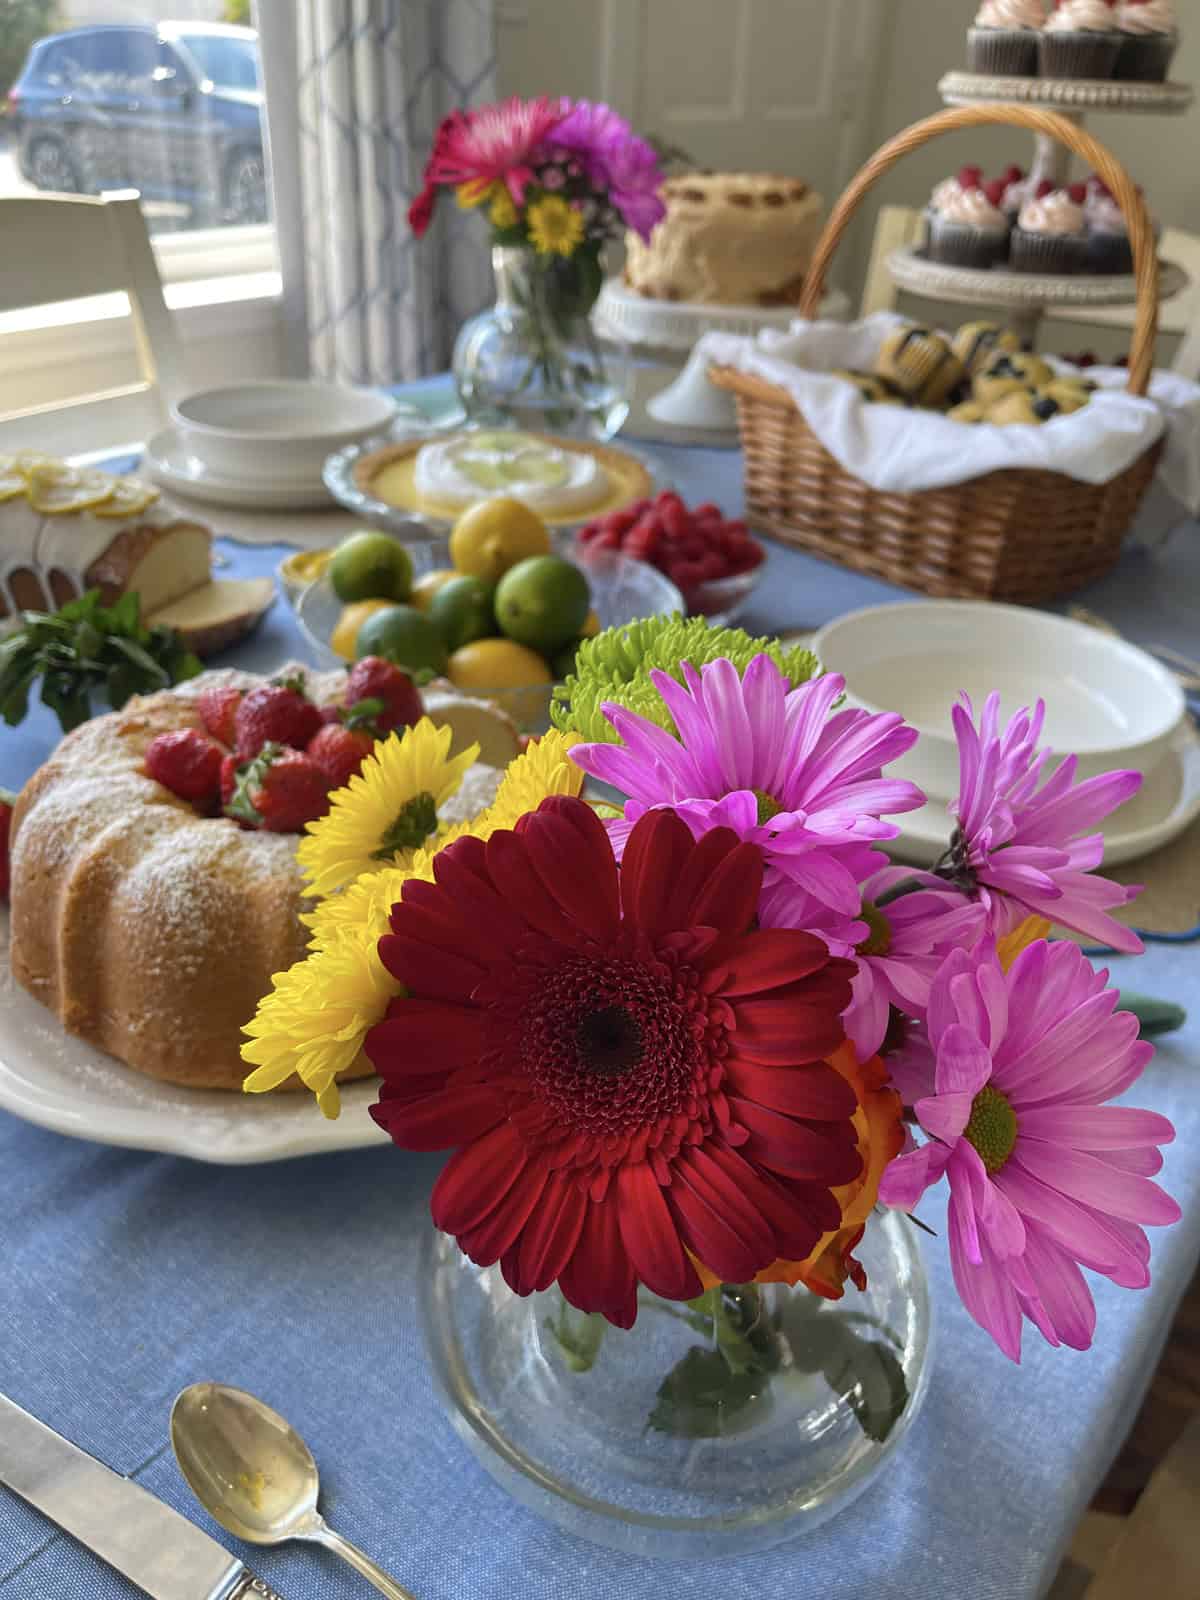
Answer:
[366, 796, 861, 1328]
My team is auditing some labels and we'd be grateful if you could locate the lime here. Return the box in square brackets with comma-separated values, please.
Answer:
[448, 496, 551, 585]
[447, 636, 552, 722]
[494, 555, 590, 656]
[330, 598, 395, 662]
[410, 568, 459, 612]
[355, 604, 448, 676]
[329, 530, 413, 603]
[427, 576, 497, 653]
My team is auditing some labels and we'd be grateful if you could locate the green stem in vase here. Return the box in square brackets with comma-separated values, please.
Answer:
[545, 1294, 608, 1373]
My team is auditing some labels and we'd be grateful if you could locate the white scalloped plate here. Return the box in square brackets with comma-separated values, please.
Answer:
[0, 913, 389, 1163]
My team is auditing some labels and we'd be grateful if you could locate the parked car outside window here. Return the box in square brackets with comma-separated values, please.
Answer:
[6, 22, 267, 229]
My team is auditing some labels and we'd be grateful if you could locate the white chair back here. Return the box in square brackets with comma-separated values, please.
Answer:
[0, 190, 187, 451]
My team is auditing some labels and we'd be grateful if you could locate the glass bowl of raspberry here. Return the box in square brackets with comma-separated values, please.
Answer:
[575, 491, 765, 627]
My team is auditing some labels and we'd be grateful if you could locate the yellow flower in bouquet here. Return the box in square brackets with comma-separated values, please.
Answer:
[296, 720, 478, 898]
[528, 194, 584, 257]
[488, 188, 519, 229]
[242, 920, 401, 1120]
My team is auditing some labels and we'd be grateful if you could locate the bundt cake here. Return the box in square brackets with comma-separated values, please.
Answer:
[7, 664, 504, 1092]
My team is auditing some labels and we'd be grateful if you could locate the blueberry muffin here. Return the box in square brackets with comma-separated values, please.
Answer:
[876, 325, 967, 407]
[952, 321, 1023, 375]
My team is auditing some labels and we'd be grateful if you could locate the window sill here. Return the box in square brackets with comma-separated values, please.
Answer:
[0, 270, 283, 365]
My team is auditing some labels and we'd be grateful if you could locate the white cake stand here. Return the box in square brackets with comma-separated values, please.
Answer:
[595, 279, 852, 443]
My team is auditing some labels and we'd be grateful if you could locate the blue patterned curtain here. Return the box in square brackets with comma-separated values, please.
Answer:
[294, 0, 496, 384]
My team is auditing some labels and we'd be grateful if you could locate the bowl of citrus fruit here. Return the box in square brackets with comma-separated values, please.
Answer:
[295, 496, 683, 731]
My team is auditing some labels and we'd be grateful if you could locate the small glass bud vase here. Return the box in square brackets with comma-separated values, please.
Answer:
[419, 1208, 932, 1559]
[452, 246, 631, 441]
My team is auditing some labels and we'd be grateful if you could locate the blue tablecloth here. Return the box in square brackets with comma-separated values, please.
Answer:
[2, 400, 1199, 1600]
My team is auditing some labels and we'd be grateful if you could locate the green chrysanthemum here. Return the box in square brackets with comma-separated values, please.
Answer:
[550, 616, 820, 744]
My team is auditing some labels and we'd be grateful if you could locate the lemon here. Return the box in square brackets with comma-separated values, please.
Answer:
[494, 554, 590, 656]
[580, 608, 601, 639]
[355, 604, 448, 676]
[447, 637, 552, 721]
[329, 530, 414, 603]
[27, 465, 115, 515]
[0, 457, 24, 501]
[448, 497, 551, 585]
[330, 598, 395, 661]
[410, 568, 459, 612]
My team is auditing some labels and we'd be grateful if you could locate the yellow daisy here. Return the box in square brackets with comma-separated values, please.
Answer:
[302, 839, 453, 950]
[486, 728, 583, 828]
[488, 187, 519, 230]
[296, 719, 479, 899]
[241, 922, 401, 1120]
[527, 195, 584, 257]
[456, 179, 495, 209]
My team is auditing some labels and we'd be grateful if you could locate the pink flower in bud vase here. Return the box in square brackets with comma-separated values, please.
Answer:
[840, 865, 986, 1062]
[944, 691, 1143, 953]
[540, 167, 566, 190]
[879, 941, 1179, 1361]
[417, 95, 564, 212]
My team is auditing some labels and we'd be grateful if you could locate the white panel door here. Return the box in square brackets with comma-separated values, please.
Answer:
[501, 0, 889, 211]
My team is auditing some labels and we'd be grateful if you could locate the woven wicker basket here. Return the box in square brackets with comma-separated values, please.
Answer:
[709, 105, 1164, 603]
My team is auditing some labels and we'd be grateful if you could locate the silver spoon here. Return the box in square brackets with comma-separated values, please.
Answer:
[170, 1382, 416, 1600]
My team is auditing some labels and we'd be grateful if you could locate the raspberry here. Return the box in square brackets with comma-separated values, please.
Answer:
[0, 789, 14, 901]
[144, 729, 224, 809]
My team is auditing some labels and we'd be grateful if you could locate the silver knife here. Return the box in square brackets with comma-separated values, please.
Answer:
[0, 1392, 284, 1600]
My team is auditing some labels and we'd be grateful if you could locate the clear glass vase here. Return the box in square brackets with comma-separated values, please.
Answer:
[452, 246, 631, 440]
[419, 1209, 932, 1559]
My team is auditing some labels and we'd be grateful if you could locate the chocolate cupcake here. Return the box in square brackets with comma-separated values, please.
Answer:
[1010, 182, 1089, 274]
[925, 168, 1011, 268]
[967, 0, 1047, 74]
[1083, 175, 1159, 272]
[1039, 0, 1122, 78]
[1114, 0, 1178, 80]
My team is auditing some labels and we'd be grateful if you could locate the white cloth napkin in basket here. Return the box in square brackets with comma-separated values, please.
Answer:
[695, 312, 1200, 515]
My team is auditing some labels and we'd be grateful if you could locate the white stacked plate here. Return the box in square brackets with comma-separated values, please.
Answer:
[145, 380, 399, 510]
[812, 601, 1200, 868]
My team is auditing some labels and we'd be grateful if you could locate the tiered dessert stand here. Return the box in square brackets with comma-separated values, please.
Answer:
[886, 69, 1194, 344]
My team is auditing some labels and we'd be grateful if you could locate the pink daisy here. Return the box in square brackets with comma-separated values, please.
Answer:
[946, 692, 1143, 954]
[841, 865, 986, 1062]
[571, 658, 925, 939]
[548, 100, 666, 239]
[879, 941, 1179, 1361]
[415, 96, 564, 224]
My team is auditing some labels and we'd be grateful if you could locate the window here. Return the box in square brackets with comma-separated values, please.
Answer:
[2, 12, 276, 260]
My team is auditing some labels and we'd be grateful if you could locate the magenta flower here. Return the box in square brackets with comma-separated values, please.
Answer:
[879, 941, 1179, 1361]
[841, 865, 986, 1062]
[571, 658, 925, 945]
[548, 98, 665, 239]
[417, 96, 564, 215]
[946, 692, 1143, 954]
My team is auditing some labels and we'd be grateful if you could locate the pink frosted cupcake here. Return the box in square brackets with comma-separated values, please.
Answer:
[1084, 175, 1159, 272]
[1114, 0, 1179, 80]
[1040, 0, 1123, 78]
[967, 0, 1047, 75]
[925, 167, 1012, 268]
[997, 163, 1036, 217]
[1010, 181, 1089, 273]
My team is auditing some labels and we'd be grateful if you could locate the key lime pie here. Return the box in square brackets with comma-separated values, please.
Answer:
[349, 430, 654, 527]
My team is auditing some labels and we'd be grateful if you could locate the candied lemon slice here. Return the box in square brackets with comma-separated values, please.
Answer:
[27, 464, 116, 515]
[12, 451, 63, 478]
[93, 475, 159, 519]
[0, 456, 25, 501]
